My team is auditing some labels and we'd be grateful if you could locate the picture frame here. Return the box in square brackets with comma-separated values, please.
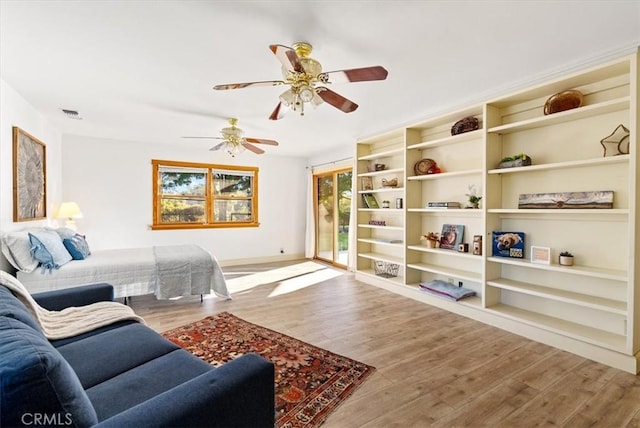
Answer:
[531, 246, 551, 264]
[361, 176, 373, 191]
[439, 224, 464, 250]
[492, 231, 525, 258]
[13, 127, 46, 222]
[518, 190, 613, 209]
[361, 193, 380, 209]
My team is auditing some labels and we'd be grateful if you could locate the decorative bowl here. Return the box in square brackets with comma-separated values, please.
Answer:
[543, 90, 583, 115]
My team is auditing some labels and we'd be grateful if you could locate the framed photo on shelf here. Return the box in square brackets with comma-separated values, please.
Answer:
[361, 193, 380, 209]
[440, 224, 464, 250]
[492, 231, 525, 258]
[361, 176, 373, 191]
[531, 246, 551, 264]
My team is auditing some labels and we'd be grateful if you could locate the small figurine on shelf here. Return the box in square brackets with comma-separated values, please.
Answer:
[466, 184, 482, 209]
[421, 232, 440, 248]
[559, 251, 574, 266]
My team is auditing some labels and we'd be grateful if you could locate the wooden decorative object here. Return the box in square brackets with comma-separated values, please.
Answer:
[451, 116, 479, 135]
[12, 127, 46, 222]
[543, 90, 583, 115]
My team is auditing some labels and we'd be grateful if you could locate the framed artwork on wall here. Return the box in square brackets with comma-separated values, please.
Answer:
[13, 126, 46, 222]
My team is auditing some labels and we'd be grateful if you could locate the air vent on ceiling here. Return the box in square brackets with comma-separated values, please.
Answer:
[61, 109, 83, 120]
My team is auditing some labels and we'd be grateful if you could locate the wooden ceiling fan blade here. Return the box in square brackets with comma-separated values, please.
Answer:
[245, 137, 279, 146]
[269, 102, 285, 121]
[213, 80, 285, 90]
[322, 66, 389, 83]
[243, 142, 265, 154]
[209, 143, 225, 151]
[317, 88, 359, 113]
[269, 44, 304, 73]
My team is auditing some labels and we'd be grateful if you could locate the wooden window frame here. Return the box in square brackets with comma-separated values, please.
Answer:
[151, 159, 259, 230]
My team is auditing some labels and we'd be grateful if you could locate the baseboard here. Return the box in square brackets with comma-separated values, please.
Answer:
[218, 253, 307, 267]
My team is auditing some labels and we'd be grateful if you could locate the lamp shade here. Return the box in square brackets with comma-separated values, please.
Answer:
[57, 202, 83, 219]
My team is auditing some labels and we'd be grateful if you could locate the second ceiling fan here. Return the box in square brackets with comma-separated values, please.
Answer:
[213, 42, 388, 120]
[183, 118, 278, 156]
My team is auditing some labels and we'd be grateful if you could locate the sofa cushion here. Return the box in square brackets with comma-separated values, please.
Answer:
[0, 317, 98, 428]
[86, 348, 213, 421]
[0, 284, 41, 332]
[56, 322, 181, 388]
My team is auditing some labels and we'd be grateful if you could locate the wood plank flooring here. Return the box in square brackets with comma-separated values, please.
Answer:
[129, 260, 640, 427]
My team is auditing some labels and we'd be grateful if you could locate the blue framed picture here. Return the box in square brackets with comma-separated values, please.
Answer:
[492, 231, 525, 258]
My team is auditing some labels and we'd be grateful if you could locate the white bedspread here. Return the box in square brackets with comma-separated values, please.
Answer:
[16, 245, 230, 300]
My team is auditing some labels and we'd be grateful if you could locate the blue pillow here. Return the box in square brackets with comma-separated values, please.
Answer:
[28, 229, 73, 270]
[0, 317, 98, 427]
[63, 234, 91, 260]
[29, 233, 58, 272]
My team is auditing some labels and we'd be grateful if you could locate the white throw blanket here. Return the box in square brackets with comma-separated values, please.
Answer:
[0, 271, 145, 340]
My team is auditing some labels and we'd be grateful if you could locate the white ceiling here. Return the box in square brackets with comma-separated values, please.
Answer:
[1, 1, 639, 158]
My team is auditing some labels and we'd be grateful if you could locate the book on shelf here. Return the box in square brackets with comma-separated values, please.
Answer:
[362, 193, 380, 209]
[418, 280, 476, 301]
[374, 239, 403, 244]
[427, 201, 461, 208]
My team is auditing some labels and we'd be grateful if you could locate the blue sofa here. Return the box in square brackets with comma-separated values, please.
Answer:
[0, 283, 275, 427]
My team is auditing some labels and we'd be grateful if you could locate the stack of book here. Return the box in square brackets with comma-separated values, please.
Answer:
[427, 201, 461, 209]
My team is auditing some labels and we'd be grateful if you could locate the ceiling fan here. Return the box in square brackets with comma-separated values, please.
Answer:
[182, 118, 278, 156]
[213, 42, 388, 120]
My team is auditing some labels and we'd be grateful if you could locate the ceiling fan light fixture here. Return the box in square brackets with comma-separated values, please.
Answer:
[279, 89, 296, 107]
[223, 141, 246, 157]
[299, 85, 315, 103]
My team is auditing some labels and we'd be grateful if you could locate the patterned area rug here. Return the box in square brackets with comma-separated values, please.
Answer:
[162, 312, 375, 427]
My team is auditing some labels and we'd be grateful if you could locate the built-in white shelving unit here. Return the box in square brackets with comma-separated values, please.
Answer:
[355, 50, 639, 373]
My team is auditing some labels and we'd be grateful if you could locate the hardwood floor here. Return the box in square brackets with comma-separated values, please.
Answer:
[129, 260, 640, 427]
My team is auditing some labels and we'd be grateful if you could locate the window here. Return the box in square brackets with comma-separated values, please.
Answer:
[152, 160, 258, 229]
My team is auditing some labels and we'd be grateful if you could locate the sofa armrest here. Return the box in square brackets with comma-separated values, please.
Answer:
[94, 353, 275, 428]
[33, 283, 115, 310]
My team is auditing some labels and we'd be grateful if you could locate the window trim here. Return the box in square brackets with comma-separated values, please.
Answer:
[151, 159, 259, 230]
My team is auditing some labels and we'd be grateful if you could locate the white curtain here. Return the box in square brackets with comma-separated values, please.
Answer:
[346, 171, 357, 272]
[304, 168, 315, 259]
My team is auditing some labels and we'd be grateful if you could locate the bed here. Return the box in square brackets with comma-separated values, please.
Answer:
[2, 228, 230, 300]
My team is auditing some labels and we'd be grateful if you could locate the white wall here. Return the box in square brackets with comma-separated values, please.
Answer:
[0, 78, 63, 271]
[61, 135, 308, 264]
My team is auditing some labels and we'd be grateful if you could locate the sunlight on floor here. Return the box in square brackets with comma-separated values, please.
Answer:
[268, 268, 344, 298]
[220, 261, 330, 295]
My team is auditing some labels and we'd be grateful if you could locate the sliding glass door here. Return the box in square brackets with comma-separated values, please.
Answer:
[314, 168, 352, 267]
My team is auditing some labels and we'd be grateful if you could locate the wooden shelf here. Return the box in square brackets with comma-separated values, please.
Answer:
[487, 278, 626, 315]
[407, 129, 483, 150]
[486, 303, 626, 352]
[406, 262, 481, 282]
[358, 238, 404, 248]
[357, 147, 404, 161]
[407, 245, 482, 260]
[357, 224, 404, 231]
[357, 252, 404, 265]
[486, 257, 627, 281]
[407, 169, 483, 181]
[487, 97, 630, 135]
[358, 167, 404, 177]
[487, 155, 629, 175]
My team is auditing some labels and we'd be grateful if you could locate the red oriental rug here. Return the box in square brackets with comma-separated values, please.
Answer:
[162, 312, 375, 427]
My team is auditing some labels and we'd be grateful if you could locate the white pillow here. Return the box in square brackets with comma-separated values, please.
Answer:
[28, 229, 73, 268]
[1, 228, 45, 272]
